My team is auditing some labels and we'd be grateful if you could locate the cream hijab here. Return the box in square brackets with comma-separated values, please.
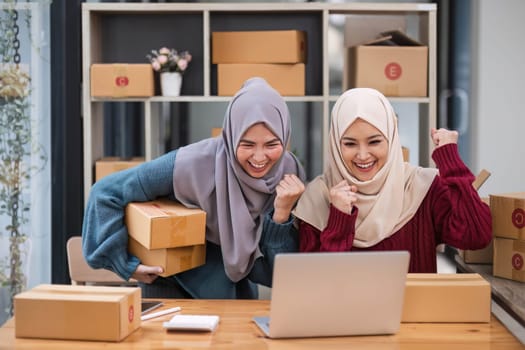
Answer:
[293, 88, 437, 247]
[173, 78, 305, 282]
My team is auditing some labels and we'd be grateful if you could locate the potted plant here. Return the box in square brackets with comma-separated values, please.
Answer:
[0, 3, 47, 321]
[147, 47, 192, 97]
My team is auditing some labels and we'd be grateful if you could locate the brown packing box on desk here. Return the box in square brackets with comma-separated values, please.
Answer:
[343, 31, 428, 97]
[125, 199, 206, 249]
[95, 157, 145, 181]
[490, 192, 525, 240]
[14, 284, 140, 342]
[91, 63, 154, 98]
[217, 63, 305, 96]
[212, 30, 306, 64]
[401, 273, 491, 323]
[493, 237, 525, 282]
[128, 236, 206, 277]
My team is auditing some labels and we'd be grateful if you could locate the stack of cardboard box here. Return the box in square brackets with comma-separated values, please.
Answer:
[490, 192, 525, 282]
[212, 30, 306, 96]
[125, 198, 207, 277]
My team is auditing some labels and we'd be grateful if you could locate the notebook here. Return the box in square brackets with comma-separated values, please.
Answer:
[253, 250, 410, 338]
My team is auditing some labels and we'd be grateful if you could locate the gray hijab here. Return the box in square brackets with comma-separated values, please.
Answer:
[173, 77, 305, 282]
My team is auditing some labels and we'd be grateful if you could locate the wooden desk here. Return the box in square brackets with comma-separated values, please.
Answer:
[0, 299, 523, 349]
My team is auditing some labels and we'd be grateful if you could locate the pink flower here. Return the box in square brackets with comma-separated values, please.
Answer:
[147, 47, 192, 74]
[177, 59, 188, 71]
[159, 47, 170, 55]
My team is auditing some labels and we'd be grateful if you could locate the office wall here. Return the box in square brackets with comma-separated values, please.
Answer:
[472, 0, 525, 197]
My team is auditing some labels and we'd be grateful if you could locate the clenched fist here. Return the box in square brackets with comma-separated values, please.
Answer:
[330, 180, 357, 215]
[273, 174, 305, 223]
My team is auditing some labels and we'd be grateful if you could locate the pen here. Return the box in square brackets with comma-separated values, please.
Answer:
[141, 306, 182, 321]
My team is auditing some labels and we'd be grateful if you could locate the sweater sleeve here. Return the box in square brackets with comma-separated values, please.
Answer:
[81, 151, 177, 280]
[247, 211, 299, 287]
[430, 143, 492, 249]
[299, 205, 358, 252]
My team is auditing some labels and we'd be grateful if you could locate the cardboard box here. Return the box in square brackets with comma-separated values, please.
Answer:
[212, 30, 306, 64]
[344, 14, 407, 48]
[91, 63, 154, 98]
[211, 127, 222, 138]
[343, 30, 428, 97]
[490, 192, 525, 240]
[401, 146, 409, 162]
[217, 63, 305, 96]
[128, 236, 206, 277]
[125, 199, 206, 249]
[95, 157, 145, 181]
[401, 273, 491, 323]
[493, 237, 525, 282]
[14, 284, 140, 341]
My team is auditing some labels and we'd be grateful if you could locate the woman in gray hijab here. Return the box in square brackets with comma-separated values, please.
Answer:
[82, 78, 306, 299]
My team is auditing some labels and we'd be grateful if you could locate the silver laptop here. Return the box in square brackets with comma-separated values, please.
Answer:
[253, 251, 410, 338]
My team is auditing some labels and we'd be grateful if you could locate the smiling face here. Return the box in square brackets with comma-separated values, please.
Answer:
[236, 123, 284, 178]
[340, 118, 389, 181]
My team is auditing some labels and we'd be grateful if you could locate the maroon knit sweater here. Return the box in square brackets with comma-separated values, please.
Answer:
[298, 144, 492, 273]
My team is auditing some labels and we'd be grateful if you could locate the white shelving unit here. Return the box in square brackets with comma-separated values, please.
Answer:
[81, 2, 437, 201]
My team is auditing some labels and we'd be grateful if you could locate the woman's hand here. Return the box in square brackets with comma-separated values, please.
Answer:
[329, 180, 357, 215]
[131, 264, 164, 284]
[431, 128, 458, 148]
[273, 174, 305, 223]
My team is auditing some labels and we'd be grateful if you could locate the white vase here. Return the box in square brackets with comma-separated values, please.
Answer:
[160, 72, 182, 97]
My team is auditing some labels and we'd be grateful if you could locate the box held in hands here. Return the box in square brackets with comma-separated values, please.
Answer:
[128, 236, 206, 277]
[125, 198, 206, 249]
[14, 284, 141, 341]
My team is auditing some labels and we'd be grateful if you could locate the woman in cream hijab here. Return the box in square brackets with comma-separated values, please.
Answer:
[293, 88, 491, 272]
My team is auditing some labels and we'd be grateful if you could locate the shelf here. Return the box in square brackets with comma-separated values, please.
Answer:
[82, 2, 437, 201]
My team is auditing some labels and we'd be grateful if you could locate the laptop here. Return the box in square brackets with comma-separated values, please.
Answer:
[253, 250, 410, 338]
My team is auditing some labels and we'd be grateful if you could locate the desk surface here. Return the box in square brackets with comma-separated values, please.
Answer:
[1, 299, 524, 349]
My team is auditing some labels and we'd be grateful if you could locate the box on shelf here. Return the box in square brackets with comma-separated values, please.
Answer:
[489, 192, 525, 240]
[343, 30, 428, 97]
[128, 236, 206, 277]
[344, 14, 407, 48]
[95, 157, 145, 181]
[401, 273, 491, 323]
[401, 146, 409, 162]
[217, 63, 305, 96]
[211, 127, 222, 138]
[14, 284, 140, 341]
[493, 237, 525, 282]
[212, 30, 306, 64]
[125, 199, 206, 249]
[90, 63, 154, 98]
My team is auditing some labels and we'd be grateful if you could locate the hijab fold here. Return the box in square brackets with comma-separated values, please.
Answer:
[293, 88, 437, 247]
[173, 78, 305, 282]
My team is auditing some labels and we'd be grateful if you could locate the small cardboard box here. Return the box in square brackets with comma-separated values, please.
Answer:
[128, 236, 206, 277]
[343, 31, 428, 97]
[91, 63, 154, 98]
[493, 237, 525, 282]
[212, 30, 306, 64]
[211, 127, 222, 137]
[14, 284, 141, 341]
[95, 157, 145, 181]
[125, 199, 206, 249]
[490, 192, 525, 240]
[217, 63, 305, 96]
[401, 273, 491, 323]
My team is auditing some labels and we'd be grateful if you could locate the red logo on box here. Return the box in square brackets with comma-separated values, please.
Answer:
[115, 76, 129, 87]
[128, 305, 134, 323]
[512, 253, 524, 270]
[512, 208, 525, 229]
[384, 62, 402, 80]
